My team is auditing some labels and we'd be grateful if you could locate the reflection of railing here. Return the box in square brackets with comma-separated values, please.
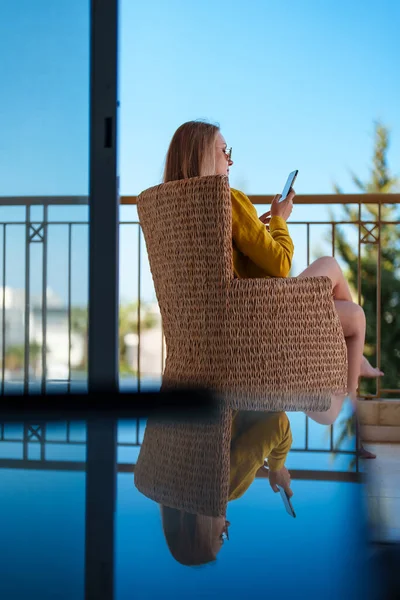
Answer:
[0, 420, 361, 481]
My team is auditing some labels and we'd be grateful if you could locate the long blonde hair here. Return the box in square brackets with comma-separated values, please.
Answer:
[163, 120, 220, 182]
[160, 505, 219, 566]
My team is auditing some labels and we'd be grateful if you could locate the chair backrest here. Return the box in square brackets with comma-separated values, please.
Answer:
[134, 403, 232, 517]
[137, 175, 232, 345]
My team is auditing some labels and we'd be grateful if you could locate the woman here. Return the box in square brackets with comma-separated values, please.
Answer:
[160, 410, 293, 567]
[162, 120, 383, 427]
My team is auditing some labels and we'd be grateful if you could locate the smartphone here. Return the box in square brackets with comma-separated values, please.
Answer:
[280, 169, 298, 202]
[277, 485, 296, 518]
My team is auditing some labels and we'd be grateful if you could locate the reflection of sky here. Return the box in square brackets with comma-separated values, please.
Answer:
[117, 474, 372, 600]
[0, 389, 368, 598]
[0, 465, 372, 600]
[0, 469, 85, 600]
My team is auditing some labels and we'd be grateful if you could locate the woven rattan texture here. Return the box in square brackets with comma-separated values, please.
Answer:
[134, 404, 232, 517]
[137, 175, 348, 412]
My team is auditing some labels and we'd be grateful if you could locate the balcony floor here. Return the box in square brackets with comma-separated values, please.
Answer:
[364, 442, 400, 543]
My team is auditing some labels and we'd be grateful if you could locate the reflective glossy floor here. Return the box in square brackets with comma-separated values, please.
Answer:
[365, 443, 400, 543]
[0, 468, 372, 599]
[0, 401, 397, 600]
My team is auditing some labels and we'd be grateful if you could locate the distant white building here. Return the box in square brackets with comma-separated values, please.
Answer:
[0, 286, 85, 379]
[0, 288, 164, 380]
[124, 302, 166, 376]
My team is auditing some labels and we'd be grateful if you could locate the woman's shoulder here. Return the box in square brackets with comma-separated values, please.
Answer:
[230, 187, 249, 201]
[230, 187, 257, 220]
[230, 187, 253, 208]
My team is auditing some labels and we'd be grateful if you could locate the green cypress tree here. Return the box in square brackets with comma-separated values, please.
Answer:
[327, 123, 400, 464]
[332, 122, 400, 397]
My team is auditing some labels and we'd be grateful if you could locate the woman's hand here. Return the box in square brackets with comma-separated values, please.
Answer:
[268, 466, 293, 498]
[259, 210, 271, 230]
[270, 188, 295, 221]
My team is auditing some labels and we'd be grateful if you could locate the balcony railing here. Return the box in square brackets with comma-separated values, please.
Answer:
[0, 192, 398, 399]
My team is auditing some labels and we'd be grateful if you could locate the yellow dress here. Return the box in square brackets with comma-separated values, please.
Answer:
[231, 188, 295, 279]
[229, 411, 293, 501]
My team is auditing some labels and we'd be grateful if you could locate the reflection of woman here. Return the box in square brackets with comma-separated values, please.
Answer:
[163, 120, 383, 426]
[160, 411, 292, 566]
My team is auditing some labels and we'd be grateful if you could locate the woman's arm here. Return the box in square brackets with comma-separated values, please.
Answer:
[229, 412, 293, 501]
[231, 188, 294, 278]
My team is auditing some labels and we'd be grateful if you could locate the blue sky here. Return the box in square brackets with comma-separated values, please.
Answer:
[0, 0, 399, 305]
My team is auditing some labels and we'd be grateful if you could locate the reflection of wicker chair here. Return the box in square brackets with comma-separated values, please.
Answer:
[135, 403, 232, 517]
[137, 174, 347, 412]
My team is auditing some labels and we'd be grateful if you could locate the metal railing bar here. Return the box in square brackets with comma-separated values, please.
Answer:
[0, 221, 89, 227]
[67, 225, 72, 395]
[377, 202, 382, 397]
[288, 220, 400, 226]
[290, 448, 357, 454]
[358, 203, 362, 304]
[1, 219, 399, 226]
[24, 207, 30, 394]
[0, 458, 362, 481]
[22, 423, 28, 460]
[255, 468, 362, 483]
[135, 418, 140, 444]
[329, 425, 334, 452]
[41, 206, 48, 395]
[1, 193, 399, 207]
[0, 197, 90, 206]
[121, 194, 400, 206]
[1, 225, 6, 395]
[119, 219, 398, 227]
[0, 435, 354, 454]
[0, 436, 139, 445]
[356, 205, 362, 403]
[0, 438, 86, 445]
[305, 415, 309, 451]
[161, 322, 165, 374]
[0, 459, 86, 470]
[40, 423, 46, 461]
[121, 220, 400, 226]
[137, 226, 141, 393]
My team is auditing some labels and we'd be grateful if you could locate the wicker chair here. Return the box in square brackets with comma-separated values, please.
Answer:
[137, 174, 347, 413]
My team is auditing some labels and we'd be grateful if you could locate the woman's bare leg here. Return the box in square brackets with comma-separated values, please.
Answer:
[298, 257, 382, 375]
[305, 300, 366, 424]
[297, 256, 354, 302]
[306, 300, 365, 425]
[335, 300, 366, 404]
[305, 392, 347, 426]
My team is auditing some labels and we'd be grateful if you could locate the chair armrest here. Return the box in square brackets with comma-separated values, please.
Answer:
[228, 275, 337, 318]
[223, 276, 348, 411]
